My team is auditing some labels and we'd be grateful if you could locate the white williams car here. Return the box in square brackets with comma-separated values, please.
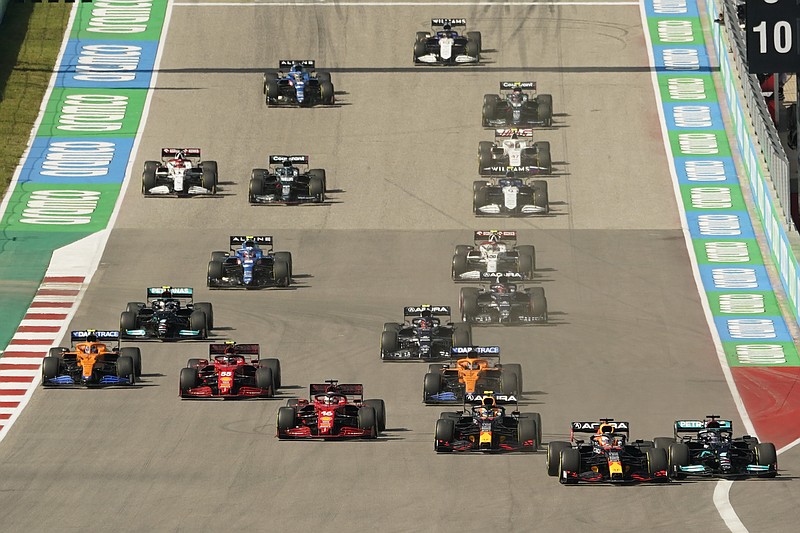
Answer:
[413, 18, 481, 65]
[473, 173, 549, 217]
[142, 148, 217, 196]
[479, 129, 552, 176]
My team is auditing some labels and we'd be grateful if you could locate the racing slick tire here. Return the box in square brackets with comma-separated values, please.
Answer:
[501, 373, 519, 397]
[207, 260, 224, 287]
[434, 418, 455, 452]
[755, 443, 778, 476]
[559, 448, 581, 484]
[265, 79, 279, 106]
[258, 358, 282, 389]
[466, 31, 482, 53]
[262, 72, 277, 94]
[454, 244, 471, 257]
[41, 356, 60, 382]
[309, 176, 325, 203]
[465, 40, 480, 62]
[277, 407, 296, 438]
[249, 174, 264, 203]
[483, 94, 500, 108]
[423, 372, 442, 400]
[210, 251, 227, 262]
[478, 141, 493, 172]
[189, 310, 208, 338]
[320, 81, 335, 105]
[460, 287, 480, 322]
[119, 311, 137, 335]
[380, 330, 399, 357]
[473, 185, 489, 215]
[428, 364, 446, 373]
[200, 161, 218, 194]
[667, 442, 690, 480]
[473, 180, 488, 194]
[531, 180, 549, 214]
[179, 367, 197, 396]
[530, 411, 543, 445]
[537, 95, 553, 127]
[186, 358, 203, 369]
[534, 141, 552, 174]
[117, 356, 136, 385]
[194, 302, 214, 330]
[547, 441, 572, 476]
[415, 31, 429, 43]
[653, 437, 675, 449]
[255, 367, 275, 397]
[273, 260, 290, 288]
[308, 169, 327, 192]
[503, 363, 523, 397]
[528, 287, 548, 322]
[383, 322, 401, 333]
[517, 417, 538, 452]
[316, 72, 332, 84]
[451, 252, 468, 280]
[48, 347, 67, 359]
[481, 103, 495, 127]
[142, 161, 158, 194]
[364, 399, 386, 433]
[647, 447, 669, 478]
[413, 41, 427, 62]
[439, 412, 461, 422]
[125, 302, 144, 314]
[357, 406, 378, 438]
[120, 347, 142, 377]
[516, 245, 536, 276]
[273, 251, 293, 279]
[452, 323, 472, 347]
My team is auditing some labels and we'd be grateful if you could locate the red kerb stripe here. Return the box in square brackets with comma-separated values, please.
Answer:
[0, 402, 20, 408]
[0, 364, 40, 371]
[23, 313, 67, 320]
[0, 390, 27, 396]
[30, 302, 72, 308]
[36, 289, 79, 297]
[43, 276, 84, 283]
[0, 376, 34, 383]
[1, 351, 46, 358]
[9, 339, 55, 346]
[16, 326, 60, 333]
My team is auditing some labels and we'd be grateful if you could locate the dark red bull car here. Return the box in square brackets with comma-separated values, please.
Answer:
[277, 381, 386, 439]
[179, 342, 281, 399]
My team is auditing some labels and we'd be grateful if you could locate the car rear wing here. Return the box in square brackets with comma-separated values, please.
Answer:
[146, 286, 193, 301]
[309, 381, 364, 399]
[70, 330, 119, 347]
[500, 81, 536, 91]
[570, 420, 630, 440]
[404, 305, 451, 318]
[209, 343, 260, 356]
[494, 128, 534, 139]
[431, 18, 466, 27]
[474, 230, 516, 242]
[674, 419, 733, 438]
[465, 392, 518, 405]
[278, 59, 315, 69]
[230, 235, 273, 249]
[269, 155, 309, 166]
[451, 346, 501, 358]
[479, 271, 524, 282]
[161, 148, 201, 159]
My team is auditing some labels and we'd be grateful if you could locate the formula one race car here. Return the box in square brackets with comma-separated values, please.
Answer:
[249, 155, 326, 205]
[423, 346, 523, 404]
[142, 148, 218, 196]
[276, 380, 386, 439]
[207, 235, 292, 289]
[119, 286, 214, 341]
[473, 173, 549, 216]
[263, 60, 334, 107]
[653, 416, 778, 479]
[482, 82, 553, 128]
[547, 419, 669, 484]
[179, 341, 281, 399]
[479, 129, 552, 176]
[435, 393, 541, 452]
[42, 330, 141, 387]
[452, 230, 536, 280]
[414, 18, 481, 65]
[380, 305, 472, 361]
[460, 273, 548, 325]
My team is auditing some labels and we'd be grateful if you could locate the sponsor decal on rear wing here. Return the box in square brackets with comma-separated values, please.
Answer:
[309, 383, 364, 397]
[494, 128, 534, 138]
[500, 81, 536, 91]
[269, 155, 309, 165]
[230, 235, 273, 248]
[278, 59, 316, 69]
[479, 271, 524, 281]
[451, 346, 501, 356]
[147, 286, 193, 299]
[465, 392, 518, 404]
[431, 18, 466, 26]
[209, 343, 260, 356]
[674, 419, 733, 433]
[71, 330, 119, 341]
[404, 305, 451, 316]
[474, 230, 517, 240]
[571, 421, 630, 434]
[161, 148, 201, 158]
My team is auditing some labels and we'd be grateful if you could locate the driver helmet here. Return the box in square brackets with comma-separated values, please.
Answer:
[481, 396, 496, 416]
[505, 170, 515, 180]
[323, 394, 338, 406]
[509, 87, 524, 104]
[596, 434, 611, 447]
[703, 430, 720, 444]
[493, 284, 508, 294]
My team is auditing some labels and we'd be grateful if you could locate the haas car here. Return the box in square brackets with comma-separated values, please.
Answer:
[452, 230, 535, 281]
[180, 341, 281, 399]
[483, 82, 553, 128]
[263, 60, 334, 107]
[414, 18, 481, 65]
[277, 381, 386, 439]
[120, 286, 214, 341]
[42, 330, 141, 387]
[380, 305, 472, 361]
[652, 416, 777, 479]
[142, 148, 217, 196]
[207, 235, 292, 289]
[473, 172, 549, 216]
[435, 393, 541, 453]
[249, 155, 326, 205]
[479, 129, 552, 176]
[460, 273, 548, 325]
[423, 346, 523, 404]
[547, 420, 669, 484]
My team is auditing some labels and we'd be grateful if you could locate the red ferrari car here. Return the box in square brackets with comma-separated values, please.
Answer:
[277, 381, 386, 439]
[179, 342, 281, 399]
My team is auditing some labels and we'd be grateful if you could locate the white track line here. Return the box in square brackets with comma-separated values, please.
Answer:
[713, 481, 749, 533]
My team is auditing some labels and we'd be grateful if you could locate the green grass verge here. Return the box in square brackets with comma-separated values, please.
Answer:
[0, 2, 72, 197]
